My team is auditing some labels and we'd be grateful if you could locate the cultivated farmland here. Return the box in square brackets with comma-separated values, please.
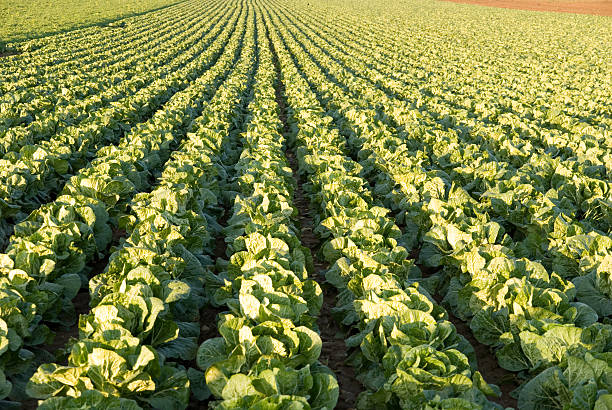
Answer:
[0, 0, 611, 409]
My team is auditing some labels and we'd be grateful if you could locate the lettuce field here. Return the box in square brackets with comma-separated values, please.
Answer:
[0, 0, 180, 45]
[0, 0, 611, 408]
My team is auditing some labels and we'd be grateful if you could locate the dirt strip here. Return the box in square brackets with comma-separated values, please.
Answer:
[285, 149, 362, 410]
[41, 226, 126, 359]
[447, 312, 520, 408]
[0, 50, 21, 58]
[440, 0, 612, 16]
[186, 228, 226, 409]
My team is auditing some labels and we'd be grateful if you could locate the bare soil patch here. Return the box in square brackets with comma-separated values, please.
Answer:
[186, 305, 224, 409]
[441, 0, 612, 16]
[447, 312, 520, 408]
[286, 148, 362, 409]
[42, 291, 91, 357]
[0, 50, 21, 58]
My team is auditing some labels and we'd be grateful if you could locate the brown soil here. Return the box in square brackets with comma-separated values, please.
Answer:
[0, 50, 21, 58]
[286, 149, 362, 409]
[21, 398, 38, 409]
[447, 312, 520, 408]
[37, 226, 127, 357]
[319, 287, 362, 410]
[187, 305, 225, 409]
[187, 207, 231, 408]
[112, 227, 127, 242]
[441, 0, 612, 16]
[42, 291, 91, 358]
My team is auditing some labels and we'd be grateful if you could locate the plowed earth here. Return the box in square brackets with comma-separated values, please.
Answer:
[441, 0, 612, 16]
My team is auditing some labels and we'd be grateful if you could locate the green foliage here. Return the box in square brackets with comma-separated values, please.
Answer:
[0, 0, 181, 44]
[0, 0, 251, 406]
[0, 0, 609, 407]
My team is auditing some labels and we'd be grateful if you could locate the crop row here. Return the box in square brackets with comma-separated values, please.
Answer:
[263, 6, 505, 409]
[0, 1, 206, 85]
[196, 16, 338, 409]
[0, 0, 244, 249]
[269, 1, 612, 321]
[0, 0, 224, 139]
[1, 0, 609, 408]
[276, 0, 611, 173]
[25, 11, 257, 409]
[261, 0, 612, 408]
[0, 2, 249, 404]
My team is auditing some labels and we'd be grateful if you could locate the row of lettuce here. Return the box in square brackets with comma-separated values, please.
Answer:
[270, 0, 610, 239]
[270, 0, 612, 292]
[265, 6, 505, 409]
[270, 0, 611, 166]
[0, 0, 213, 124]
[298, 4, 612, 275]
[25, 13, 256, 408]
[262, 1, 612, 408]
[1, 0, 608, 407]
[0, 0, 225, 153]
[0, 3, 250, 406]
[9, 8, 341, 409]
[0, 0, 235, 248]
[0, 0, 207, 90]
[15, 4, 502, 407]
[196, 16, 338, 409]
